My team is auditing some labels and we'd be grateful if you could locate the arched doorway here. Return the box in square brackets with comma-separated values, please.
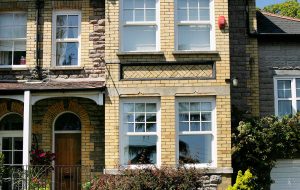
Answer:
[0, 113, 23, 189]
[53, 112, 81, 190]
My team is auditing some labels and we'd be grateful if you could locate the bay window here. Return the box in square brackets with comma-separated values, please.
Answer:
[0, 13, 27, 66]
[175, 0, 214, 51]
[121, 0, 159, 52]
[120, 98, 160, 166]
[53, 11, 81, 66]
[275, 78, 300, 116]
[176, 97, 216, 167]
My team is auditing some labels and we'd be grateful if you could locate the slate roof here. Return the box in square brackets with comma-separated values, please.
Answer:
[257, 11, 300, 34]
[0, 81, 105, 91]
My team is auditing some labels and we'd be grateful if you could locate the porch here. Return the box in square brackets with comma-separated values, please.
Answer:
[0, 83, 105, 190]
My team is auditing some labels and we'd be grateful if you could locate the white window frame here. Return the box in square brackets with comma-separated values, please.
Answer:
[175, 97, 217, 168]
[274, 77, 300, 116]
[120, 98, 161, 168]
[120, 0, 160, 52]
[0, 12, 27, 68]
[174, 0, 215, 51]
[52, 11, 81, 67]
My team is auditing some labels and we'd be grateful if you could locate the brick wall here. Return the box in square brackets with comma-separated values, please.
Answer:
[105, 0, 232, 188]
[258, 40, 300, 116]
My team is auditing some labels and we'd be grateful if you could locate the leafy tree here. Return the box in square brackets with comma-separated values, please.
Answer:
[227, 169, 255, 190]
[263, 0, 300, 18]
[232, 113, 300, 189]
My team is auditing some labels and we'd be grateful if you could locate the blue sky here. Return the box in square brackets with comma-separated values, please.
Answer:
[256, 0, 298, 8]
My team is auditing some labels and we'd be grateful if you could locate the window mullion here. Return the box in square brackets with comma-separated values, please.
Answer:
[292, 78, 297, 114]
[12, 41, 15, 66]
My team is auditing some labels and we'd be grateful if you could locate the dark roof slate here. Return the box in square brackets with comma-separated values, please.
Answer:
[0, 81, 105, 91]
[257, 11, 300, 34]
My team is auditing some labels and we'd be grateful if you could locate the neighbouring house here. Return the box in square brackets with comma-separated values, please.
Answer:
[0, 0, 233, 189]
[0, 0, 106, 189]
[256, 11, 300, 190]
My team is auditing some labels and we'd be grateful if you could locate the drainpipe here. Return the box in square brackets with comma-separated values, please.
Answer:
[35, 0, 43, 80]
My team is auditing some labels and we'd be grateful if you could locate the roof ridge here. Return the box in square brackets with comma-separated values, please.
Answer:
[259, 11, 300, 22]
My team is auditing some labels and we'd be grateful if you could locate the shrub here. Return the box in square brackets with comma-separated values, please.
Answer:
[227, 169, 255, 190]
[232, 113, 300, 189]
[0, 153, 4, 186]
[84, 167, 206, 190]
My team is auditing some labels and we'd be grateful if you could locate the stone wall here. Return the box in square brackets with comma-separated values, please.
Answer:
[258, 39, 300, 116]
[229, 0, 260, 118]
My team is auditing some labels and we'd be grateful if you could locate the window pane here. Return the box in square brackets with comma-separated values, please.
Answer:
[145, 0, 156, 8]
[179, 135, 212, 164]
[126, 123, 134, 132]
[179, 102, 189, 112]
[14, 151, 23, 165]
[14, 26, 26, 38]
[146, 123, 156, 132]
[13, 41, 26, 65]
[146, 113, 156, 122]
[189, 0, 198, 8]
[68, 27, 78, 38]
[57, 15, 67, 26]
[0, 41, 13, 65]
[0, 113, 23, 130]
[179, 113, 189, 121]
[190, 113, 200, 121]
[277, 80, 291, 98]
[178, 9, 188, 21]
[3, 151, 12, 164]
[0, 27, 13, 38]
[278, 100, 292, 116]
[190, 122, 200, 131]
[201, 112, 211, 121]
[178, 25, 210, 50]
[14, 13, 27, 25]
[124, 113, 134, 122]
[189, 9, 198, 21]
[201, 122, 211, 131]
[200, 9, 210, 20]
[178, 0, 188, 8]
[190, 102, 200, 111]
[68, 15, 78, 26]
[56, 42, 78, 66]
[135, 9, 145, 21]
[124, 10, 134, 22]
[0, 14, 12, 26]
[135, 0, 144, 8]
[146, 9, 156, 21]
[201, 102, 212, 111]
[14, 138, 23, 150]
[56, 27, 68, 39]
[123, 26, 156, 51]
[135, 123, 145, 132]
[124, 0, 134, 9]
[199, 0, 209, 7]
[179, 122, 189, 131]
[135, 103, 145, 112]
[54, 113, 81, 131]
[2, 138, 12, 150]
[124, 103, 134, 112]
[146, 103, 156, 112]
[296, 79, 300, 97]
[135, 113, 145, 122]
[297, 100, 300, 113]
[124, 136, 157, 165]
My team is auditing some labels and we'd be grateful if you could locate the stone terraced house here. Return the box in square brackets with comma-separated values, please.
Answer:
[0, 0, 262, 189]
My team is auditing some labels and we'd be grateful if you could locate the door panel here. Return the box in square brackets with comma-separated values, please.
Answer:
[55, 133, 81, 190]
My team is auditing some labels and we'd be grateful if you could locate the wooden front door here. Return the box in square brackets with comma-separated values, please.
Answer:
[55, 133, 81, 190]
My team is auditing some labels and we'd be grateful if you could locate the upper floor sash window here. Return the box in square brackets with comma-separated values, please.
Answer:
[53, 11, 81, 66]
[121, 0, 160, 52]
[0, 13, 27, 66]
[175, 0, 215, 51]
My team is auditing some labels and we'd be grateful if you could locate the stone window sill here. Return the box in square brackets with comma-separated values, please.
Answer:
[172, 51, 219, 55]
[0, 66, 29, 71]
[117, 51, 164, 56]
[49, 66, 84, 71]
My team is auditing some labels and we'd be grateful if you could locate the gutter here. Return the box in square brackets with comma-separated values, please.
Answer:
[35, 0, 44, 80]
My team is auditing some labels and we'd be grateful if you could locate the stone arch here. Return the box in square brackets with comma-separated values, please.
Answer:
[39, 99, 94, 166]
